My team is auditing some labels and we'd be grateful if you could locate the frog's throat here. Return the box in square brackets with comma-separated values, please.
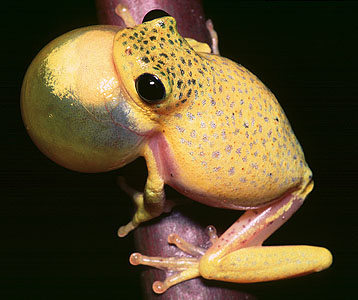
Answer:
[147, 132, 179, 182]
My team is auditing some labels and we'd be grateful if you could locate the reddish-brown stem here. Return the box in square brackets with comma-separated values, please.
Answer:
[95, 0, 254, 299]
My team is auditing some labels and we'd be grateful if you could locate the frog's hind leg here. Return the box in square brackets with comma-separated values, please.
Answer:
[128, 180, 332, 292]
[199, 181, 332, 283]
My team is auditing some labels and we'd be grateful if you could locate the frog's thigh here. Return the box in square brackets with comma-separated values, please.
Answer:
[199, 245, 332, 283]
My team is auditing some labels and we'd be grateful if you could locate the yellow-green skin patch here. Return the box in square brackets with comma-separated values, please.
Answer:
[113, 17, 312, 209]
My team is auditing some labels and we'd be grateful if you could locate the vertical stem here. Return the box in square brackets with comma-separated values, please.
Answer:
[96, 0, 254, 299]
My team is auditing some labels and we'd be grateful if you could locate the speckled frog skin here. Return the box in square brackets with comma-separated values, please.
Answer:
[21, 15, 332, 294]
[114, 17, 311, 210]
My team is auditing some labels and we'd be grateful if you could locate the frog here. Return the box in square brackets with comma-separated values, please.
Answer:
[21, 8, 332, 294]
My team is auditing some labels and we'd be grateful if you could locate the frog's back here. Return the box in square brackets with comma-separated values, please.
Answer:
[161, 53, 312, 209]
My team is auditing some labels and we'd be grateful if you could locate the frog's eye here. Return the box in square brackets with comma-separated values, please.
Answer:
[135, 73, 166, 103]
[142, 10, 170, 23]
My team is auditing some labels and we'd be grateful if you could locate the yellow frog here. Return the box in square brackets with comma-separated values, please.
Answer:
[21, 12, 332, 294]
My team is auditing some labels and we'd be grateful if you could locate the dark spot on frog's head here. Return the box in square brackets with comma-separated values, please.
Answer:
[159, 53, 168, 58]
[133, 32, 138, 38]
[169, 25, 175, 34]
[141, 56, 150, 63]
[181, 99, 187, 104]
[143, 40, 148, 45]
[150, 36, 156, 41]
[177, 80, 183, 89]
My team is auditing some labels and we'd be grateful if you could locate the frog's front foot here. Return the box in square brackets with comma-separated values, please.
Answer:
[129, 226, 218, 294]
[117, 177, 159, 237]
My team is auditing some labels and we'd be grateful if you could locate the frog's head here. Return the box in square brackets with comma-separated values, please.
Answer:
[113, 16, 206, 115]
[21, 17, 204, 173]
[21, 25, 157, 173]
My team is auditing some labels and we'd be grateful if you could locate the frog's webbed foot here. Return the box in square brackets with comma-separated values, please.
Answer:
[129, 226, 218, 294]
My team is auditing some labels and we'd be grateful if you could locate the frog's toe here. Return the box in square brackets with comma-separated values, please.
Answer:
[167, 233, 206, 256]
[128, 229, 220, 292]
[206, 225, 218, 244]
[129, 252, 200, 294]
[117, 222, 137, 237]
[167, 225, 218, 256]
[152, 267, 201, 294]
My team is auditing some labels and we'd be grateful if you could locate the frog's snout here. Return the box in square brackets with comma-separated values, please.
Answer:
[21, 26, 145, 173]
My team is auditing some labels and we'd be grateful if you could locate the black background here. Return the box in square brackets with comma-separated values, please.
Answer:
[2, 1, 357, 299]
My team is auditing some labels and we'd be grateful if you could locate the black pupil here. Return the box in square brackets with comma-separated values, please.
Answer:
[135, 73, 165, 103]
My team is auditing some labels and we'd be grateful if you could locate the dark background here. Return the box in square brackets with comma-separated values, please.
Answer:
[2, 1, 357, 299]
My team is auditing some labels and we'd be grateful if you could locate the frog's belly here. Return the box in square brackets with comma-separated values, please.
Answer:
[167, 163, 305, 210]
[150, 131, 311, 209]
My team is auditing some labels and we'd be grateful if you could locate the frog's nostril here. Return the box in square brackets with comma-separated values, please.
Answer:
[142, 10, 171, 23]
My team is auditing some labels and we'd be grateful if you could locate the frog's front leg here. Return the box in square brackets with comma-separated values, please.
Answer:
[129, 180, 332, 293]
[117, 146, 167, 237]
